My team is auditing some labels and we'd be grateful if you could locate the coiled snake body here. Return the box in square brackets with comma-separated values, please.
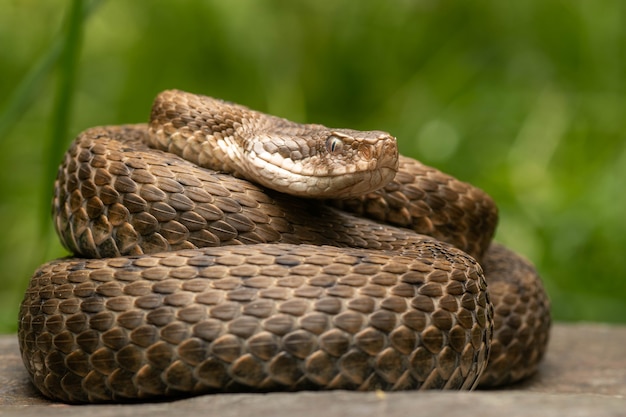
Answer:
[18, 90, 550, 403]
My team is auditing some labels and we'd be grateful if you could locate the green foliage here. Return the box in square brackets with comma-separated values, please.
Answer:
[1, 1, 624, 333]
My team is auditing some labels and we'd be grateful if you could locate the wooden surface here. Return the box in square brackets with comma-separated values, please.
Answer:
[1, 323, 625, 416]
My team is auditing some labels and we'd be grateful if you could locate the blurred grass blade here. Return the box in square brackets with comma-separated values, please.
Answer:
[0, 0, 101, 141]
[0, 43, 61, 140]
[40, 0, 102, 251]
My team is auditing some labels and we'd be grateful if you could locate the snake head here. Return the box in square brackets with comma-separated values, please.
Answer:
[245, 123, 399, 199]
[148, 90, 399, 199]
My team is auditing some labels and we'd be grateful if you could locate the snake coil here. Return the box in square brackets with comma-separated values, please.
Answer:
[18, 91, 550, 403]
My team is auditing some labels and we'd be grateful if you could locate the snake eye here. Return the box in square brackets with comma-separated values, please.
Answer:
[326, 135, 344, 154]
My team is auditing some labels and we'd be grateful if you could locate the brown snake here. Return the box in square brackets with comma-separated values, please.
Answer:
[18, 90, 551, 403]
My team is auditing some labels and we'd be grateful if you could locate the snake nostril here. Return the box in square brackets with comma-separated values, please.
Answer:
[357, 143, 372, 160]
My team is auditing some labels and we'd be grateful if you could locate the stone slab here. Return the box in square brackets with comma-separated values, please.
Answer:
[1, 323, 625, 416]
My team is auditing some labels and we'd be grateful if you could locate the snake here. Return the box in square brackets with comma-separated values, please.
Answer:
[18, 90, 551, 403]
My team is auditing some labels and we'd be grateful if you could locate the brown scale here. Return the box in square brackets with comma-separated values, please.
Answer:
[21, 242, 491, 402]
[19, 95, 550, 403]
[330, 155, 498, 260]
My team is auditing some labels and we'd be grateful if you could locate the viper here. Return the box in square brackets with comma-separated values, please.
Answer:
[18, 90, 550, 403]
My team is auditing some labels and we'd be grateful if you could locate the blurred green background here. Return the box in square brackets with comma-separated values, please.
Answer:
[1, 0, 625, 333]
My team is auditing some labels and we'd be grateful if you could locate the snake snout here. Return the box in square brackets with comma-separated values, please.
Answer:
[376, 134, 400, 171]
[308, 130, 399, 198]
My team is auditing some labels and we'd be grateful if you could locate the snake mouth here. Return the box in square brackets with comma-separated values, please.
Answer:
[246, 157, 398, 199]
[328, 165, 398, 199]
